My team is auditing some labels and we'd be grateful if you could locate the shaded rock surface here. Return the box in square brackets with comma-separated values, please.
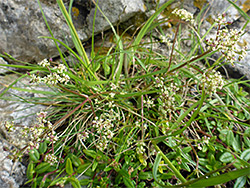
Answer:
[0, 70, 50, 187]
[0, 139, 26, 188]
[161, 0, 250, 79]
[0, 0, 145, 62]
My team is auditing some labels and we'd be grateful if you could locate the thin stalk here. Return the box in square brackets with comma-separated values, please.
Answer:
[167, 23, 180, 72]
[153, 142, 187, 183]
[56, 0, 91, 68]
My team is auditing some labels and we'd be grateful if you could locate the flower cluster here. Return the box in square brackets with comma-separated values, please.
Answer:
[91, 110, 119, 151]
[4, 121, 15, 132]
[201, 70, 224, 95]
[79, 131, 89, 142]
[159, 33, 172, 47]
[55, 178, 67, 188]
[214, 13, 228, 25]
[143, 96, 155, 109]
[4, 111, 58, 154]
[38, 59, 50, 67]
[44, 153, 58, 165]
[136, 141, 146, 155]
[172, 8, 195, 25]
[22, 111, 58, 151]
[30, 59, 70, 85]
[206, 14, 247, 65]
[155, 77, 179, 115]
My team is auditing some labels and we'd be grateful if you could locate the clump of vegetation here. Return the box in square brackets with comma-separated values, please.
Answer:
[1, 0, 250, 187]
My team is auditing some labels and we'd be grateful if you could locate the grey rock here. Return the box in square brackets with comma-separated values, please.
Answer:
[0, 74, 50, 149]
[0, 75, 52, 188]
[199, 0, 250, 80]
[0, 0, 86, 63]
[0, 0, 146, 63]
[87, 0, 145, 32]
[162, 0, 250, 80]
[0, 57, 10, 74]
[0, 139, 26, 188]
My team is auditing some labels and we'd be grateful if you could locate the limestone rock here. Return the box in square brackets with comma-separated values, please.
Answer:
[159, 0, 250, 79]
[0, 139, 26, 188]
[0, 57, 10, 74]
[0, 0, 146, 63]
[0, 75, 51, 187]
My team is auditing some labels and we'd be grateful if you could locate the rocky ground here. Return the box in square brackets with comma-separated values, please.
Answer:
[0, 0, 250, 187]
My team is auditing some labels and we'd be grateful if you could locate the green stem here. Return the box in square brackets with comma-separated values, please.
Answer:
[152, 142, 187, 183]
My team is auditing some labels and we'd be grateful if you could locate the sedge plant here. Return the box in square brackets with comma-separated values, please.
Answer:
[0, 0, 250, 187]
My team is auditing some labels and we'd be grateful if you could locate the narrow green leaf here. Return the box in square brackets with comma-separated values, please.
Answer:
[234, 176, 247, 188]
[226, 130, 234, 146]
[232, 138, 241, 152]
[34, 162, 50, 174]
[68, 177, 81, 188]
[27, 162, 34, 180]
[90, 0, 124, 82]
[83, 150, 97, 159]
[56, 0, 91, 68]
[220, 152, 234, 163]
[152, 152, 166, 187]
[226, 0, 250, 21]
[66, 158, 74, 175]
[29, 149, 40, 162]
[188, 167, 250, 187]
[132, 0, 175, 48]
[92, 160, 98, 172]
[39, 142, 47, 154]
[241, 148, 250, 161]
[123, 176, 135, 188]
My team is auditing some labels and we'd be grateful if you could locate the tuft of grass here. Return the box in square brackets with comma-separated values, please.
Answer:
[0, 0, 250, 187]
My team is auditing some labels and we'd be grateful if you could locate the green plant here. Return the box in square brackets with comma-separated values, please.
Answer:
[1, 0, 250, 187]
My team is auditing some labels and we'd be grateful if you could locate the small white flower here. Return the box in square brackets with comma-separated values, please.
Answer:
[38, 59, 50, 67]
[201, 70, 224, 95]
[172, 8, 195, 25]
[109, 92, 115, 98]
[110, 83, 118, 90]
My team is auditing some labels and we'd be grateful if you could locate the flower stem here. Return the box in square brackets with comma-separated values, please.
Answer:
[152, 142, 187, 183]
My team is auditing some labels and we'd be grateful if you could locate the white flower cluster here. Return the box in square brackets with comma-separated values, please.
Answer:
[31, 59, 70, 85]
[56, 178, 66, 188]
[143, 96, 155, 109]
[172, 8, 195, 25]
[44, 153, 58, 165]
[215, 14, 227, 25]
[110, 83, 118, 90]
[38, 59, 50, 67]
[206, 15, 247, 65]
[4, 121, 15, 132]
[79, 131, 89, 142]
[4, 111, 58, 153]
[201, 70, 224, 95]
[155, 77, 179, 114]
[159, 33, 172, 46]
[22, 111, 58, 151]
[136, 141, 146, 155]
[92, 110, 119, 151]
